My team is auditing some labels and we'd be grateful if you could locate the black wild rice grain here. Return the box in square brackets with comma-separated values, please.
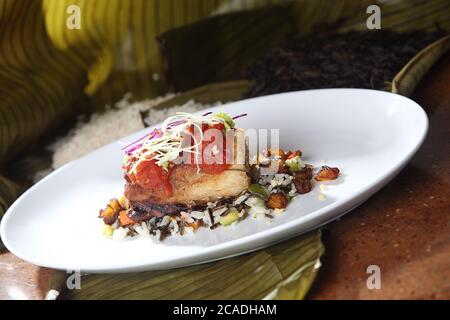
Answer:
[244, 30, 446, 97]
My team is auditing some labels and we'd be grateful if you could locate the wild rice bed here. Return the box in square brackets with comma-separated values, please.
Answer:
[109, 171, 299, 241]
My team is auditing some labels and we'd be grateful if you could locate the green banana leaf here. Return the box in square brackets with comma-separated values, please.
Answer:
[392, 35, 450, 96]
[0, 176, 21, 250]
[157, 5, 296, 92]
[146, 80, 253, 114]
[56, 230, 324, 300]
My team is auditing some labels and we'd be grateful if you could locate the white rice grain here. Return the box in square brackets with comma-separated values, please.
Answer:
[202, 210, 212, 226]
[112, 227, 128, 240]
[184, 226, 194, 235]
[160, 215, 171, 227]
[190, 211, 205, 220]
[155, 229, 162, 241]
[233, 194, 248, 205]
[135, 222, 150, 237]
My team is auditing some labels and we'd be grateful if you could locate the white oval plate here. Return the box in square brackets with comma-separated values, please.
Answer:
[1, 89, 427, 273]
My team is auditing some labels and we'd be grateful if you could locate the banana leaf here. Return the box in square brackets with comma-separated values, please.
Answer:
[56, 230, 324, 300]
[157, 5, 296, 92]
[41, 0, 291, 108]
[144, 80, 253, 116]
[392, 35, 450, 96]
[0, 176, 21, 249]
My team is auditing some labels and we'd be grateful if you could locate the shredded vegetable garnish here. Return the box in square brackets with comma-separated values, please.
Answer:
[122, 112, 242, 173]
[232, 113, 247, 120]
[122, 128, 162, 155]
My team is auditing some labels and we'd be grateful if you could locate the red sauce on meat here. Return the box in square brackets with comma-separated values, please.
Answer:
[127, 159, 173, 197]
[124, 123, 231, 198]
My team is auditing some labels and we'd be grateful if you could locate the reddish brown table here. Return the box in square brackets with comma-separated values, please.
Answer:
[309, 53, 450, 299]
[1, 53, 449, 300]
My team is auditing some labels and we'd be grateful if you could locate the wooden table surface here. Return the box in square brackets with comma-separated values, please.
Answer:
[1, 53, 449, 300]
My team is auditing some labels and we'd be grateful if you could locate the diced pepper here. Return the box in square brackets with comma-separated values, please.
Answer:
[220, 209, 240, 226]
[248, 183, 269, 198]
[102, 224, 114, 237]
[287, 150, 302, 160]
[285, 155, 301, 173]
[118, 194, 129, 209]
[119, 210, 136, 226]
[287, 153, 296, 160]
[213, 112, 235, 129]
